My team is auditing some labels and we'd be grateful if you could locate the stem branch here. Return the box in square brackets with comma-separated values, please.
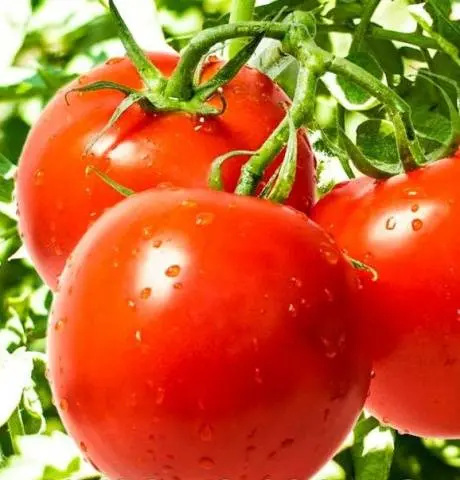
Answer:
[164, 22, 288, 101]
[350, 0, 380, 52]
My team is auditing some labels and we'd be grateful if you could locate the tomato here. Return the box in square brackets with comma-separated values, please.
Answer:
[312, 156, 460, 438]
[16, 51, 315, 290]
[48, 189, 369, 480]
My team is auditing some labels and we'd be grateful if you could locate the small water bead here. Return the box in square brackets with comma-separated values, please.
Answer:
[324, 288, 334, 302]
[54, 318, 67, 332]
[165, 265, 181, 277]
[290, 277, 303, 288]
[411, 204, 420, 213]
[34, 169, 45, 186]
[173, 282, 183, 290]
[181, 199, 197, 208]
[385, 217, 396, 230]
[196, 212, 215, 226]
[199, 457, 215, 470]
[288, 304, 297, 317]
[142, 226, 154, 239]
[79, 441, 88, 453]
[281, 438, 294, 449]
[320, 243, 340, 265]
[199, 423, 213, 442]
[127, 299, 136, 310]
[156, 387, 165, 405]
[254, 368, 263, 384]
[135, 330, 142, 342]
[59, 399, 69, 411]
[152, 240, 163, 248]
[412, 219, 423, 231]
[140, 287, 152, 299]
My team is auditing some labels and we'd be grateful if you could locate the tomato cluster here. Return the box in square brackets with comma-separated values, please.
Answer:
[17, 53, 369, 479]
[16, 46, 460, 480]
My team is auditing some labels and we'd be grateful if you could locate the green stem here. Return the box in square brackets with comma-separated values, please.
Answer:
[7, 408, 25, 455]
[350, 0, 380, 52]
[235, 61, 320, 195]
[229, 0, 256, 58]
[164, 22, 288, 101]
[318, 24, 439, 50]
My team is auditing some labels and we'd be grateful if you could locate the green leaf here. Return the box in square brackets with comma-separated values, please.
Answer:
[324, 52, 384, 111]
[356, 119, 400, 166]
[364, 37, 404, 82]
[352, 416, 395, 480]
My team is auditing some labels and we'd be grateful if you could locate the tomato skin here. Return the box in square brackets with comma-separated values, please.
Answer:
[312, 156, 460, 438]
[48, 189, 369, 480]
[16, 52, 315, 290]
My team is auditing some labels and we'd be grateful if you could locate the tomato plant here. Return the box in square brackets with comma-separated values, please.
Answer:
[312, 155, 460, 438]
[16, 52, 315, 290]
[48, 189, 370, 480]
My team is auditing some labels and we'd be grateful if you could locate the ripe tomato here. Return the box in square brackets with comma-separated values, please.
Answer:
[48, 189, 369, 480]
[16, 51, 315, 290]
[312, 156, 460, 438]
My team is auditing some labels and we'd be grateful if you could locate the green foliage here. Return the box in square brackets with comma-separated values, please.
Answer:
[0, 0, 459, 479]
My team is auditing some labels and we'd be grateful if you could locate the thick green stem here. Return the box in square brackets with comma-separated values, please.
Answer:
[229, 0, 256, 58]
[350, 0, 380, 52]
[164, 22, 288, 101]
[235, 62, 320, 196]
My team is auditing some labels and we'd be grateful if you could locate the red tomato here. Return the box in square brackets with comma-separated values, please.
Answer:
[312, 156, 460, 438]
[48, 189, 369, 480]
[16, 52, 315, 290]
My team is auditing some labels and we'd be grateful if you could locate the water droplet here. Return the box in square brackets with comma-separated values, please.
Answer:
[246, 445, 256, 454]
[324, 288, 334, 302]
[406, 189, 418, 197]
[456, 309, 460, 322]
[157, 181, 176, 190]
[140, 287, 152, 299]
[173, 282, 183, 290]
[382, 417, 390, 424]
[78, 75, 89, 85]
[106, 57, 124, 65]
[199, 457, 215, 470]
[196, 212, 215, 226]
[321, 336, 338, 359]
[281, 438, 294, 449]
[199, 423, 213, 442]
[385, 217, 396, 230]
[370, 370, 376, 379]
[112, 259, 120, 268]
[320, 243, 340, 265]
[142, 226, 154, 239]
[254, 368, 263, 384]
[89, 211, 97, 218]
[165, 265, 181, 277]
[323, 408, 331, 421]
[156, 387, 165, 405]
[152, 240, 163, 248]
[288, 304, 297, 317]
[412, 218, 423, 231]
[290, 277, 302, 288]
[127, 299, 136, 310]
[131, 247, 140, 257]
[182, 199, 197, 208]
[135, 330, 142, 342]
[411, 204, 419, 213]
[34, 169, 45, 186]
[79, 441, 88, 453]
[59, 399, 69, 411]
[268, 451, 277, 460]
[54, 318, 66, 331]
[247, 428, 257, 440]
